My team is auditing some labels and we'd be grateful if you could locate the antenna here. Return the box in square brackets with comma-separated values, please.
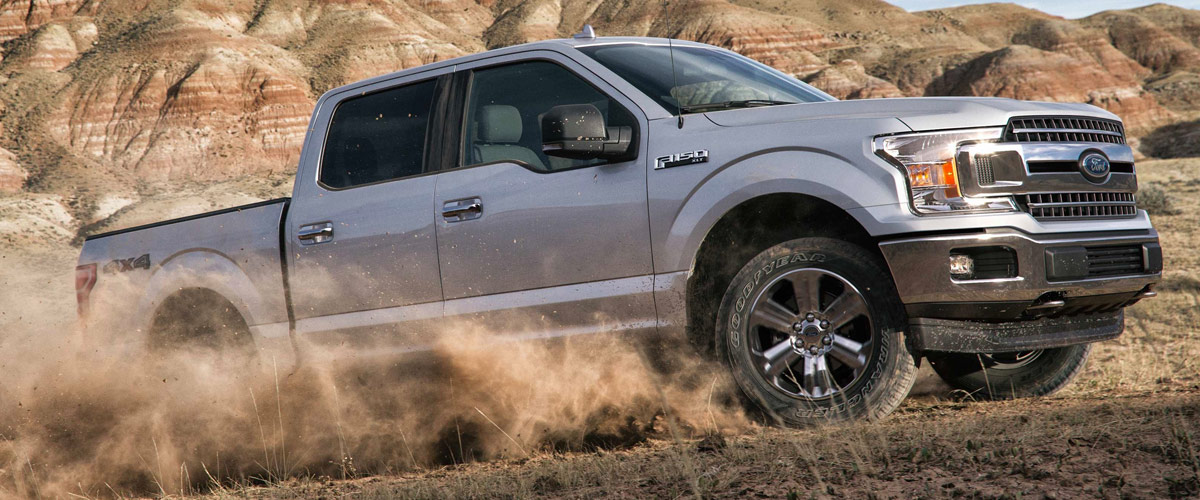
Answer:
[664, 1, 683, 128]
[574, 24, 596, 40]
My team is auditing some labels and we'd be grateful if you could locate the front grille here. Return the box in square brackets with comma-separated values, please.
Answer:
[1086, 245, 1144, 277]
[1021, 192, 1137, 220]
[1005, 116, 1126, 145]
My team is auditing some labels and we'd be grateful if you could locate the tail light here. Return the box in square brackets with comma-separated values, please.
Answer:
[75, 263, 97, 318]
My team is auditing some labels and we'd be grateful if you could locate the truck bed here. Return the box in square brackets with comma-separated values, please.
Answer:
[78, 198, 292, 350]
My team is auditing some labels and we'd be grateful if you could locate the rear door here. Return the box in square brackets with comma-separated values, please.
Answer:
[286, 71, 448, 347]
[433, 53, 656, 336]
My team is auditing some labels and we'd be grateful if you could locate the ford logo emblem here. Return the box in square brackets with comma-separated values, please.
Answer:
[1079, 152, 1111, 182]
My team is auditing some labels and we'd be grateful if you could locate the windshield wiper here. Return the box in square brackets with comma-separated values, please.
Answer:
[679, 99, 796, 113]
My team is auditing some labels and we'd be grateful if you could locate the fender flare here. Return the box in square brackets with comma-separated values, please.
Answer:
[663, 148, 902, 273]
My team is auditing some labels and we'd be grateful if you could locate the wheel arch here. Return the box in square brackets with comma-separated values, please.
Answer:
[134, 250, 263, 342]
[683, 191, 883, 353]
[661, 147, 901, 274]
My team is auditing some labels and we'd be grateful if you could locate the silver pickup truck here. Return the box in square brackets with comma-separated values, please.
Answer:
[76, 30, 1162, 424]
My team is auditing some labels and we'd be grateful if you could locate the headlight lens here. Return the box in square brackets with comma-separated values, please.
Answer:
[875, 128, 1017, 214]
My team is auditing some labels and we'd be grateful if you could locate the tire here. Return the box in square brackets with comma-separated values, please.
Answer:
[148, 288, 255, 356]
[927, 345, 1091, 400]
[715, 237, 917, 426]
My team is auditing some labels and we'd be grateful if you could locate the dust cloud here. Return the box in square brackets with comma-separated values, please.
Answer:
[0, 255, 748, 497]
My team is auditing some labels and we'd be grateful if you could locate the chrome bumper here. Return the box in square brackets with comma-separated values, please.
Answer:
[879, 228, 1161, 321]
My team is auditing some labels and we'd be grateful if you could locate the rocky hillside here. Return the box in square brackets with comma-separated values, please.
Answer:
[1, 0, 1199, 244]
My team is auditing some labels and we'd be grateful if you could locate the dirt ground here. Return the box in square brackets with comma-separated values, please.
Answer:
[0, 160, 1197, 499]
[225, 390, 1200, 499]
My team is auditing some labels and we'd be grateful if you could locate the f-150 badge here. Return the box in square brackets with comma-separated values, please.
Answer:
[655, 150, 709, 170]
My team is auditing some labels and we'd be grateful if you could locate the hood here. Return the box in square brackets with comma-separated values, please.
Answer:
[702, 97, 1120, 132]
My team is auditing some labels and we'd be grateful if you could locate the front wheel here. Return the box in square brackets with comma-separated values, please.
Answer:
[715, 237, 917, 426]
[927, 345, 1091, 400]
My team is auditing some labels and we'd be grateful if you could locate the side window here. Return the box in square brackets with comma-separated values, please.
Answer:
[320, 79, 438, 189]
[462, 61, 636, 172]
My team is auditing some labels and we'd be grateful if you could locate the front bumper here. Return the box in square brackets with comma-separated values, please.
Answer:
[879, 228, 1161, 321]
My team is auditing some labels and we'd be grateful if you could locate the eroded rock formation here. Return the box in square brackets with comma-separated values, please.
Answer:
[0, 0, 1198, 212]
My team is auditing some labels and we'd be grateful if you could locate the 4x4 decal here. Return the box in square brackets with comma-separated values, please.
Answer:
[103, 254, 150, 274]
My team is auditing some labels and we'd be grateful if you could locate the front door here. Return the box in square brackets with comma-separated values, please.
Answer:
[434, 58, 655, 335]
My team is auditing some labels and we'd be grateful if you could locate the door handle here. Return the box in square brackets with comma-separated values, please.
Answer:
[298, 222, 334, 245]
[442, 198, 483, 222]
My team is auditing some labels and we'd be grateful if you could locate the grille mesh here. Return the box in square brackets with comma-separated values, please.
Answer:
[974, 154, 995, 185]
[1021, 192, 1137, 220]
[1005, 117, 1126, 145]
[1086, 245, 1144, 277]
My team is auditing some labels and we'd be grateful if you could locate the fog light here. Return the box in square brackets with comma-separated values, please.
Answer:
[949, 254, 975, 279]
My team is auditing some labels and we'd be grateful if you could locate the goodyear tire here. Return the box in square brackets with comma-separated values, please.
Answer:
[715, 237, 916, 425]
[927, 345, 1091, 400]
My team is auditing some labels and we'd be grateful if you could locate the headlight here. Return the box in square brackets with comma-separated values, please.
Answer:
[875, 128, 1017, 215]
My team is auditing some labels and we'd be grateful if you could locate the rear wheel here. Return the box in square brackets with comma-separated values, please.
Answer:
[927, 345, 1091, 400]
[148, 288, 255, 356]
[715, 237, 917, 425]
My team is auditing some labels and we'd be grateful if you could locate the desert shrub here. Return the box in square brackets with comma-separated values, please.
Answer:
[1139, 120, 1200, 158]
[1139, 183, 1182, 216]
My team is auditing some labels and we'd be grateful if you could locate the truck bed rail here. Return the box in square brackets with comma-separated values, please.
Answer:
[84, 198, 291, 242]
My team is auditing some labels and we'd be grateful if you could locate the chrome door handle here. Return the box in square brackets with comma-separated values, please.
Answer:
[442, 198, 483, 222]
[298, 222, 334, 245]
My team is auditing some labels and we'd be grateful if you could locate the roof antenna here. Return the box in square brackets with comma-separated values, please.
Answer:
[664, 1, 683, 128]
[574, 24, 596, 39]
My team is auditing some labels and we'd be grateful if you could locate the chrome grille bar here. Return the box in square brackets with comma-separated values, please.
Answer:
[1005, 116, 1127, 145]
[1020, 192, 1137, 220]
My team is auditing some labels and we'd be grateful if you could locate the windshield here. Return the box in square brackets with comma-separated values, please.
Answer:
[576, 43, 835, 114]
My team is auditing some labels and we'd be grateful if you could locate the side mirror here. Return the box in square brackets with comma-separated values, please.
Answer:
[541, 104, 633, 160]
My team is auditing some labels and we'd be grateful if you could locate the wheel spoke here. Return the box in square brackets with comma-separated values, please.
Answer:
[829, 336, 868, 370]
[822, 290, 868, 331]
[742, 267, 876, 401]
[762, 339, 801, 378]
[803, 355, 832, 397]
[790, 273, 822, 313]
[751, 298, 797, 333]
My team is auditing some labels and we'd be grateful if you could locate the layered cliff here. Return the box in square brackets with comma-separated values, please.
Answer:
[1, 0, 1199, 237]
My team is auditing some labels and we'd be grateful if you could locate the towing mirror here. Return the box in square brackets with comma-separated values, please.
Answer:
[541, 104, 633, 160]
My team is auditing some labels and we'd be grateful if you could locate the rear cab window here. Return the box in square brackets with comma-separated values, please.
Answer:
[320, 79, 439, 189]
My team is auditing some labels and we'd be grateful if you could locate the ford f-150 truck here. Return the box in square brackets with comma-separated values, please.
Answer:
[76, 28, 1162, 424]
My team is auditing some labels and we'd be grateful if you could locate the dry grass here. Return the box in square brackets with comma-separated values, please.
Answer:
[1075, 159, 1200, 398]
[223, 391, 1200, 499]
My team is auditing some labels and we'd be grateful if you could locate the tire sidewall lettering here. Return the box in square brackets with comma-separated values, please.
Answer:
[729, 252, 827, 338]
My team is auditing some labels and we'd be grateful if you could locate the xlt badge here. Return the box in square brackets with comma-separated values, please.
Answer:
[655, 150, 709, 170]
